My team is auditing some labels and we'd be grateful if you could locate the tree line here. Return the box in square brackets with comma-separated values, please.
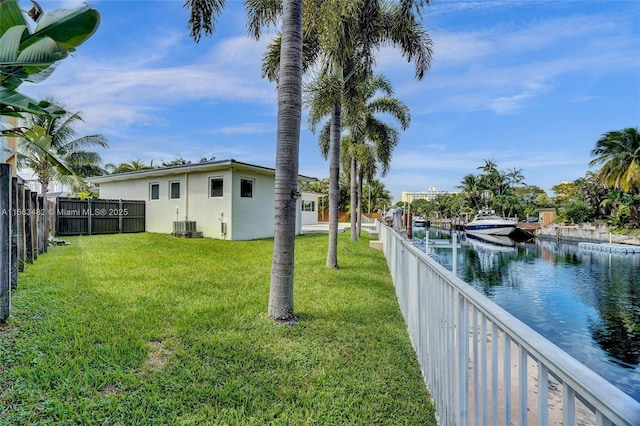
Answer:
[405, 127, 639, 232]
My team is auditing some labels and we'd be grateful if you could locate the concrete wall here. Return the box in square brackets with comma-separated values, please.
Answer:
[230, 171, 275, 240]
[537, 223, 629, 243]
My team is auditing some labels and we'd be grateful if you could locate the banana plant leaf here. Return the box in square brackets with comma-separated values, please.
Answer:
[17, 36, 66, 71]
[30, 4, 100, 51]
[0, 0, 99, 90]
[0, 87, 64, 120]
[0, 0, 28, 34]
[0, 25, 26, 62]
[22, 125, 74, 176]
[0, 85, 45, 115]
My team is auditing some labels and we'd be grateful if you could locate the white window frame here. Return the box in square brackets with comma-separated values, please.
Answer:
[240, 178, 254, 198]
[169, 181, 181, 200]
[149, 182, 160, 200]
[209, 177, 224, 198]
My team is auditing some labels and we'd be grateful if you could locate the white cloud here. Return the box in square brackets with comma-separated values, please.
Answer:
[20, 33, 277, 136]
[215, 123, 275, 135]
[488, 78, 550, 114]
[380, 5, 639, 117]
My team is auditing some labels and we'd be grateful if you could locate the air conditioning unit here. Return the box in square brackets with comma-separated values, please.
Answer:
[173, 221, 196, 233]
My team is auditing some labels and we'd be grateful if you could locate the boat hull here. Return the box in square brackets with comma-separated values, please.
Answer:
[466, 232, 516, 247]
[465, 223, 516, 236]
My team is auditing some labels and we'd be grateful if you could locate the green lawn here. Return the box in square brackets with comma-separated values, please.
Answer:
[0, 232, 436, 425]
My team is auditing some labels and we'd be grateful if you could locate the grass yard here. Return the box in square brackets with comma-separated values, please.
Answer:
[0, 232, 436, 425]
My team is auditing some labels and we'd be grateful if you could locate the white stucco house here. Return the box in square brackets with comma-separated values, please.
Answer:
[87, 159, 316, 240]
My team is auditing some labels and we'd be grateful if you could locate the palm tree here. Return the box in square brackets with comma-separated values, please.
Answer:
[589, 127, 640, 194]
[342, 74, 409, 240]
[363, 178, 392, 213]
[505, 167, 525, 188]
[306, 73, 407, 238]
[106, 159, 154, 174]
[18, 104, 107, 260]
[17, 125, 73, 196]
[187, 0, 303, 322]
[354, 142, 377, 237]
[272, 0, 432, 267]
[20, 102, 108, 195]
[457, 173, 481, 209]
[477, 158, 501, 194]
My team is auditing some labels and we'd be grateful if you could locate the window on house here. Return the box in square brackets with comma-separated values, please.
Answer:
[170, 181, 180, 199]
[302, 200, 315, 212]
[240, 178, 253, 198]
[150, 183, 159, 200]
[210, 177, 223, 197]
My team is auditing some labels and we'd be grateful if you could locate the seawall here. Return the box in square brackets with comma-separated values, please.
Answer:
[537, 223, 640, 245]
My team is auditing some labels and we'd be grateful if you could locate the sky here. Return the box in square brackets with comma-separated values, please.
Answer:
[17, 0, 640, 202]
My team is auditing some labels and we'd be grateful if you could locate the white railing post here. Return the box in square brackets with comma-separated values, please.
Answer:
[457, 292, 469, 425]
[452, 231, 457, 275]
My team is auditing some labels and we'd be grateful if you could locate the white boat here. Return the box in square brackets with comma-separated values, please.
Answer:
[465, 209, 516, 236]
[413, 217, 427, 227]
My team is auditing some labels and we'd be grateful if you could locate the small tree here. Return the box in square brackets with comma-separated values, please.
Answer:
[561, 200, 593, 225]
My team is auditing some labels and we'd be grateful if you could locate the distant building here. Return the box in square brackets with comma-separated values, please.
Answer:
[402, 187, 453, 203]
[20, 178, 70, 196]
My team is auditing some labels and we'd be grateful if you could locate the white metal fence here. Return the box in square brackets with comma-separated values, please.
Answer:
[379, 223, 640, 425]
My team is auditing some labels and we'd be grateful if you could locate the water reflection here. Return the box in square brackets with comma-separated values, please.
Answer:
[416, 226, 640, 402]
[589, 255, 640, 368]
[460, 238, 517, 295]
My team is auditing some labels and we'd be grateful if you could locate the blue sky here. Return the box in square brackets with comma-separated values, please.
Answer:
[19, 1, 640, 201]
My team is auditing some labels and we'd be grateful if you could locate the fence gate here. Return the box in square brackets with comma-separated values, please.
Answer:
[55, 198, 145, 236]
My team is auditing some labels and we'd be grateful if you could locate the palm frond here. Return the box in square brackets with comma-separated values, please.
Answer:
[184, 0, 226, 43]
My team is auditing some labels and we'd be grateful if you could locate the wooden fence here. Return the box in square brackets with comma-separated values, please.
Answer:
[1, 164, 10, 321]
[1, 166, 58, 321]
[1, 166, 49, 321]
[0, 164, 145, 321]
[54, 198, 145, 236]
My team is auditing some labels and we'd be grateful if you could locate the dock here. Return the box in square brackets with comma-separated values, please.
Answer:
[578, 242, 640, 254]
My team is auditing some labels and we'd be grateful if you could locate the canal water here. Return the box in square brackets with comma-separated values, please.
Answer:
[412, 226, 640, 403]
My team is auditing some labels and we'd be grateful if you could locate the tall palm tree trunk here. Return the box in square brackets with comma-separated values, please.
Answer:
[326, 99, 342, 268]
[350, 156, 358, 241]
[268, 0, 303, 322]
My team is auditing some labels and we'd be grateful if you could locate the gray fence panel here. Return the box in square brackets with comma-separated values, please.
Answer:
[56, 198, 145, 236]
[122, 200, 145, 233]
[0, 164, 10, 321]
[10, 177, 17, 290]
